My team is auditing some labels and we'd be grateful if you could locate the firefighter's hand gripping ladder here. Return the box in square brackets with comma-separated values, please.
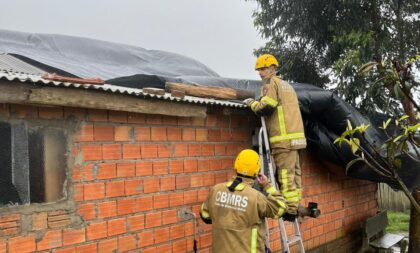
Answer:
[258, 117, 305, 253]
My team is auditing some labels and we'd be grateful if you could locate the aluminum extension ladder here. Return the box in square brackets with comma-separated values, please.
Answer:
[258, 117, 305, 253]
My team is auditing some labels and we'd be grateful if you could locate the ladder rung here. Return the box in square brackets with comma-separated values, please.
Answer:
[287, 235, 303, 245]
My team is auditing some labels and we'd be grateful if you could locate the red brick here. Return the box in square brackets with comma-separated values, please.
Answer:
[125, 179, 143, 195]
[117, 199, 137, 215]
[0, 239, 5, 253]
[184, 190, 198, 204]
[137, 196, 153, 212]
[208, 129, 221, 141]
[8, 235, 36, 253]
[64, 107, 86, 120]
[153, 160, 168, 175]
[188, 144, 201, 156]
[143, 178, 160, 193]
[169, 160, 184, 174]
[167, 127, 182, 141]
[98, 238, 117, 253]
[76, 242, 97, 253]
[114, 126, 131, 141]
[117, 162, 135, 177]
[38, 106, 63, 119]
[128, 112, 146, 124]
[176, 175, 190, 190]
[162, 210, 178, 225]
[184, 160, 198, 172]
[63, 228, 85, 246]
[118, 234, 136, 252]
[141, 144, 158, 158]
[108, 218, 127, 236]
[182, 128, 195, 141]
[10, 104, 38, 118]
[109, 110, 127, 123]
[136, 161, 153, 176]
[75, 124, 93, 142]
[157, 144, 171, 158]
[98, 201, 117, 218]
[154, 227, 170, 244]
[146, 212, 162, 228]
[80, 144, 102, 161]
[122, 144, 141, 159]
[202, 144, 215, 156]
[87, 221, 107, 240]
[151, 127, 167, 141]
[96, 163, 117, 180]
[81, 164, 95, 181]
[143, 246, 158, 253]
[94, 125, 114, 141]
[127, 214, 144, 231]
[190, 174, 204, 187]
[102, 144, 121, 160]
[178, 117, 191, 126]
[162, 115, 178, 125]
[32, 212, 47, 230]
[72, 166, 82, 182]
[135, 127, 151, 141]
[77, 203, 96, 220]
[139, 230, 154, 247]
[215, 144, 226, 155]
[106, 180, 125, 198]
[160, 176, 175, 191]
[196, 128, 208, 141]
[153, 194, 170, 209]
[88, 109, 108, 121]
[156, 243, 172, 253]
[146, 114, 162, 124]
[169, 192, 184, 207]
[198, 159, 210, 171]
[84, 182, 105, 200]
[172, 238, 187, 253]
[174, 144, 188, 157]
[192, 117, 206, 126]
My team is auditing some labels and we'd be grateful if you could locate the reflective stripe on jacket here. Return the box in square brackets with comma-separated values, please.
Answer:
[199, 177, 287, 253]
[250, 74, 306, 149]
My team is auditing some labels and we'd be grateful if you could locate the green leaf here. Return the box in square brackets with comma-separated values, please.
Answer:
[359, 61, 377, 75]
[380, 118, 392, 130]
[355, 124, 370, 133]
[350, 138, 360, 153]
[345, 157, 365, 174]
[393, 159, 402, 169]
[393, 135, 404, 143]
[346, 120, 353, 131]
[398, 115, 409, 121]
[394, 83, 403, 99]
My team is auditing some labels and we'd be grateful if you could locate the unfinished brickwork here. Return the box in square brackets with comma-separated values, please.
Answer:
[0, 103, 378, 253]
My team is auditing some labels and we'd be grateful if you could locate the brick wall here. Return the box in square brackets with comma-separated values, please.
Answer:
[0, 103, 378, 253]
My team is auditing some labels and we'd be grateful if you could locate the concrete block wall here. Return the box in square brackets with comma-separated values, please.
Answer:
[0, 103, 378, 253]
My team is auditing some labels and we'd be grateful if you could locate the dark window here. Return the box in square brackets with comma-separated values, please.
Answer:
[0, 122, 67, 207]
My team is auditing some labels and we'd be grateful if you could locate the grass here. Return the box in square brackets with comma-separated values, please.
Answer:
[387, 211, 410, 233]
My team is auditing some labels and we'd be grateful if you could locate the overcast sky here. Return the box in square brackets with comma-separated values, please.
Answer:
[0, 0, 266, 80]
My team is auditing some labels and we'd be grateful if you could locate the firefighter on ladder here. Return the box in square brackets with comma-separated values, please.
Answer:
[244, 54, 307, 221]
[199, 149, 287, 253]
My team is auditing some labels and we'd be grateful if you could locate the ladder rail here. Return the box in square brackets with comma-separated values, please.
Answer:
[259, 117, 305, 253]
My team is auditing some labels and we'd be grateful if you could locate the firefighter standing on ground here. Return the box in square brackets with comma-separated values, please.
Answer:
[200, 149, 287, 253]
[244, 54, 307, 219]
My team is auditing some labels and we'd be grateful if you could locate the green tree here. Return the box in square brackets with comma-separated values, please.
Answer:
[248, 0, 420, 251]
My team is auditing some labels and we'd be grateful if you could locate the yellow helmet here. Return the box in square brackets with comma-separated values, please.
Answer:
[234, 149, 261, 177]
[255, 54, 279, 70]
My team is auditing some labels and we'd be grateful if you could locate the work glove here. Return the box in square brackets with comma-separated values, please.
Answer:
[243, 98, 255, 106]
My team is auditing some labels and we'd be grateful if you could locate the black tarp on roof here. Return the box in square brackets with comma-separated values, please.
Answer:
[1, 29, 419, 191]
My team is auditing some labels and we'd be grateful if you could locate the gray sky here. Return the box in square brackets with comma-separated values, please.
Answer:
[0, 0, 266, 80]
